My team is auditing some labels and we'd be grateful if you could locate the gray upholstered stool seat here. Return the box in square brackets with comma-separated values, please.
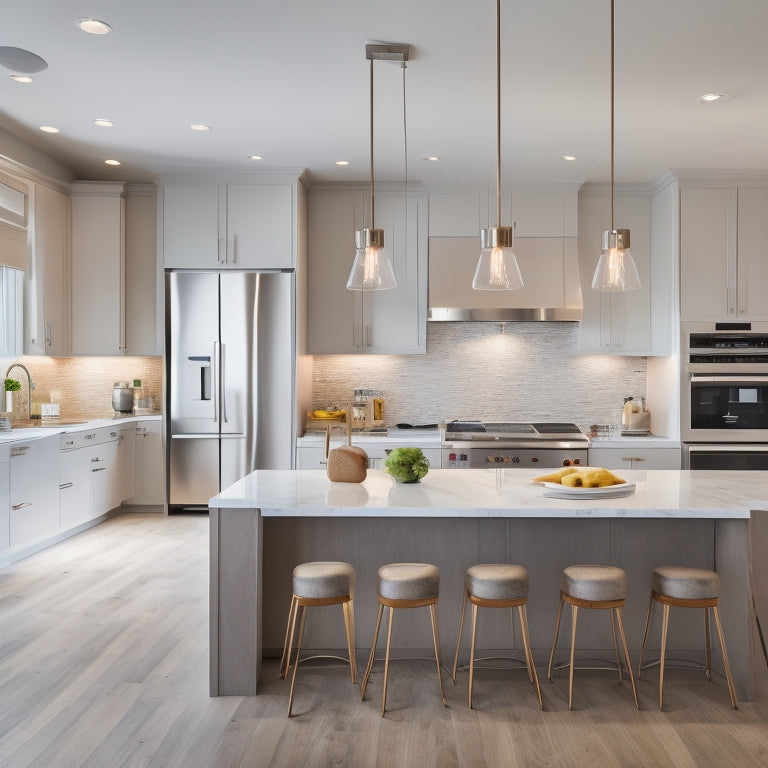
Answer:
[279, 561, 357, 717]
[638, 566, 737, 710]
[547, 564, 639, 710]
[561, 564, 627, 602]
[361, 563, 447, 716]
[452, 564, 542, 710]
[293, 561, 356, 599]
[650, 566, 720, 601]
[377, 562, 439, 601]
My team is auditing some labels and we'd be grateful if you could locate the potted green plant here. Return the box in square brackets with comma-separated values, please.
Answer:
[4, 378, 20, 414]
[384, 447, 430, 484]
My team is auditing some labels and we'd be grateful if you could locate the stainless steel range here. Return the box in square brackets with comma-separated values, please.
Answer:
[442, 421, 589, 469]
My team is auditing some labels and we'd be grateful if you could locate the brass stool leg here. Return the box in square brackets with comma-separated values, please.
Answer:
[704, 606, 712, 680]
[429, 603, 448, 707]
[659, 602, 670, 710]
[343, 599, 357, 684]
[711, 606, 739, 709]
[468, 602, 478, 709]
[279, 595, 298, 679]
[568, 604, 579, 710]
[519, 603, 543, 710]
[609, 607, 623, 682]
[381, 606, 395, 716]
[361, 603, 384, 701]
[615, 607, 639, 709]
[452, 590, 468, 684]
[517, 606, 534, 684]
[287, 605, 308, 717]
[547, 597, 564, 682]
[637, 594, 654, 679]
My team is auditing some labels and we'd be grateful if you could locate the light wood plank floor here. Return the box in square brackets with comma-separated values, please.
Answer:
[1, 511, 767, 768]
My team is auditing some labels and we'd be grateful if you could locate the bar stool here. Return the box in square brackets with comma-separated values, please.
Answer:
[279, 561, 356, 717]
[360, 562, 447, 716]
[637, 566, 738, 710]
[547, 564, 639, 710]
[451, 564, 543, 710]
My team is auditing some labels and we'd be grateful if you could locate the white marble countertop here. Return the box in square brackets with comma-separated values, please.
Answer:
[0, 414, 161, 443]
[209, 467, 762, 519]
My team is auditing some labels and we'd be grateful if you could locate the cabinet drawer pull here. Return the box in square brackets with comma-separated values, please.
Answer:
[10, 445, 31, 456]
[59, 482, 74, 490]
[91, 457, 103, 463]
[92, 467, 107, 473]
[109, 431, 118, 438]
[12, 501, 32, 510]
[85, 433, 95, 440]
[622, 457, 646, 462]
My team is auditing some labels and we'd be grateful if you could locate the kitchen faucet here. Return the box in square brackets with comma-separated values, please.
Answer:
[5, 362, 32, 420]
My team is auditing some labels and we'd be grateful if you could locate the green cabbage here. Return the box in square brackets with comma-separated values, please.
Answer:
[384, 447, 430, 483]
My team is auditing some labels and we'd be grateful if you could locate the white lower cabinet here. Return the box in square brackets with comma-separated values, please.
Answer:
[118, 427, 136, 503]
[89, 437, 120, 517]
[0, 446, 9, 551]
[9, 435, 59, 548]
[587, 446, 681, 470]
[59, 445, 92, 529]
[128, 422, 164, 505]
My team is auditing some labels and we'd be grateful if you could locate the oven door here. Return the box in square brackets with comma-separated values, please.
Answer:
[682, 374, 768, 442]
[684, 443, 768, 470]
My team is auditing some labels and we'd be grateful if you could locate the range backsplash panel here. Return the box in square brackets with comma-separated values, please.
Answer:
[312, 323, 647, 432]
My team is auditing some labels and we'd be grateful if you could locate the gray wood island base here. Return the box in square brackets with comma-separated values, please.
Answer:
[209, 469, 768, 702]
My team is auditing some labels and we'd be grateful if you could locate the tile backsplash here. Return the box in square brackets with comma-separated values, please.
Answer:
[3, 356, 163, 421]
[311, 323, 647, 432]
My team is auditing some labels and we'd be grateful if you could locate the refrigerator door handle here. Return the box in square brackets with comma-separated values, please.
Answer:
[213, 341, 219, 423]
[221, 342, 229, 423]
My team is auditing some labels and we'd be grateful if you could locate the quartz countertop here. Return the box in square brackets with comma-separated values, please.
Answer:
[209, 467, 761, 519]
[0, 414, 162, 443]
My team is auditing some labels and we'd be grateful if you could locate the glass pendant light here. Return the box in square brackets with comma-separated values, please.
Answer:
[473, 0, 523, 291]
[592, 0, 641, 292]
[347, 46, 402, 291]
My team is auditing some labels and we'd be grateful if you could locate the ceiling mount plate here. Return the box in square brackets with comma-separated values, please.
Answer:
[365, 43, 410, 62]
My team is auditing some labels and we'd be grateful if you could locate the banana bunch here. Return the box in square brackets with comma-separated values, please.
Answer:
[312, 409, 346, 419]
[533, 466, 625, 488]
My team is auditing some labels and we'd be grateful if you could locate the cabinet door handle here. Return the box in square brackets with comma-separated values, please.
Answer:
[623, 457, 646, 463]
[12, 501, 32, 510]
[218, 238, 226, 264]
[59, 482, 74, 490]
[45, 322, 52, 346]
[10, 445, 31, 456]
[91, 456, 103, 463]
[92, 467, 107, 473]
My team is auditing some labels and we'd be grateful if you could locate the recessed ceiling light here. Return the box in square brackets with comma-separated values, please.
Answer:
[39, 125, 59, 134]
[248, 155, 263, 161]
[10, 75, 32, 83]
[423, 155, 443, 162]
[77, 18, 112, 34]
[335, 160, 349, 166]
[93, 119, 113, 127]
[104, 159, 121, 166]
[190, 124, 210, 131]
[698, 92, 725, 103]
[562, 155, 577, 161]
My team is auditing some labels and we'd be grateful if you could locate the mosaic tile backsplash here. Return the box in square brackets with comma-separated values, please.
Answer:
[3, 356, 163, 421]
[311, 323, 647, 433]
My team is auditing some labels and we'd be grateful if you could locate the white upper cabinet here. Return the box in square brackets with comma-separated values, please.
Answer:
[162, 182, 294, 269]
[71, 182, 159, 356]
[680, 181, 768, 320]
[71, 182, 126, 355]
[307, 187, 428, 354]
[578, 186, 671, 355]
[26, 183, 68, 356]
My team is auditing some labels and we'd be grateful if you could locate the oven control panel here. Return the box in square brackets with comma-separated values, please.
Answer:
[442, 448, 587, 469]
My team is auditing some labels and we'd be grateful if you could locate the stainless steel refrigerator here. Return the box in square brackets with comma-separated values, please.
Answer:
[166, 270, 295, 510]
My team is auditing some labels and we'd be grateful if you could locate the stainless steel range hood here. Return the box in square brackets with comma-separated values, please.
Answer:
[428, 236, 583, 322]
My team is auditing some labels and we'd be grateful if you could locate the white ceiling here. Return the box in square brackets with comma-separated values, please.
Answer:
[1, 0, 767, 186]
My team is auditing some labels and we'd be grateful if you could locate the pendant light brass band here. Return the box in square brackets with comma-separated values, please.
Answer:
[355, 228, 384, 249]
[601, 228, 630, 250]
[480, 226, 513, 250]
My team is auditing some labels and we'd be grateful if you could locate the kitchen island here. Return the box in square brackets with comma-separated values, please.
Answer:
[209, 468, 768, 701]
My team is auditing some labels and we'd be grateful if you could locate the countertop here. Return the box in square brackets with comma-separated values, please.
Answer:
[209, 467, 759, 518]
[0, 414, 162, 443]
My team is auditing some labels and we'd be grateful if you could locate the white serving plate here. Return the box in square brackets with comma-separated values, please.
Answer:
[539, 481, 636, 499]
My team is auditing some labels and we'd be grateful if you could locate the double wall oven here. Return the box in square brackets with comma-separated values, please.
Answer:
[682, 321, 768, 469]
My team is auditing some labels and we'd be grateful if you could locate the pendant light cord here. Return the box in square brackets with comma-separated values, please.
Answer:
[496, 0, 502, 228]
[610, 0, 615, 231]
[370, 57, 375, 231]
